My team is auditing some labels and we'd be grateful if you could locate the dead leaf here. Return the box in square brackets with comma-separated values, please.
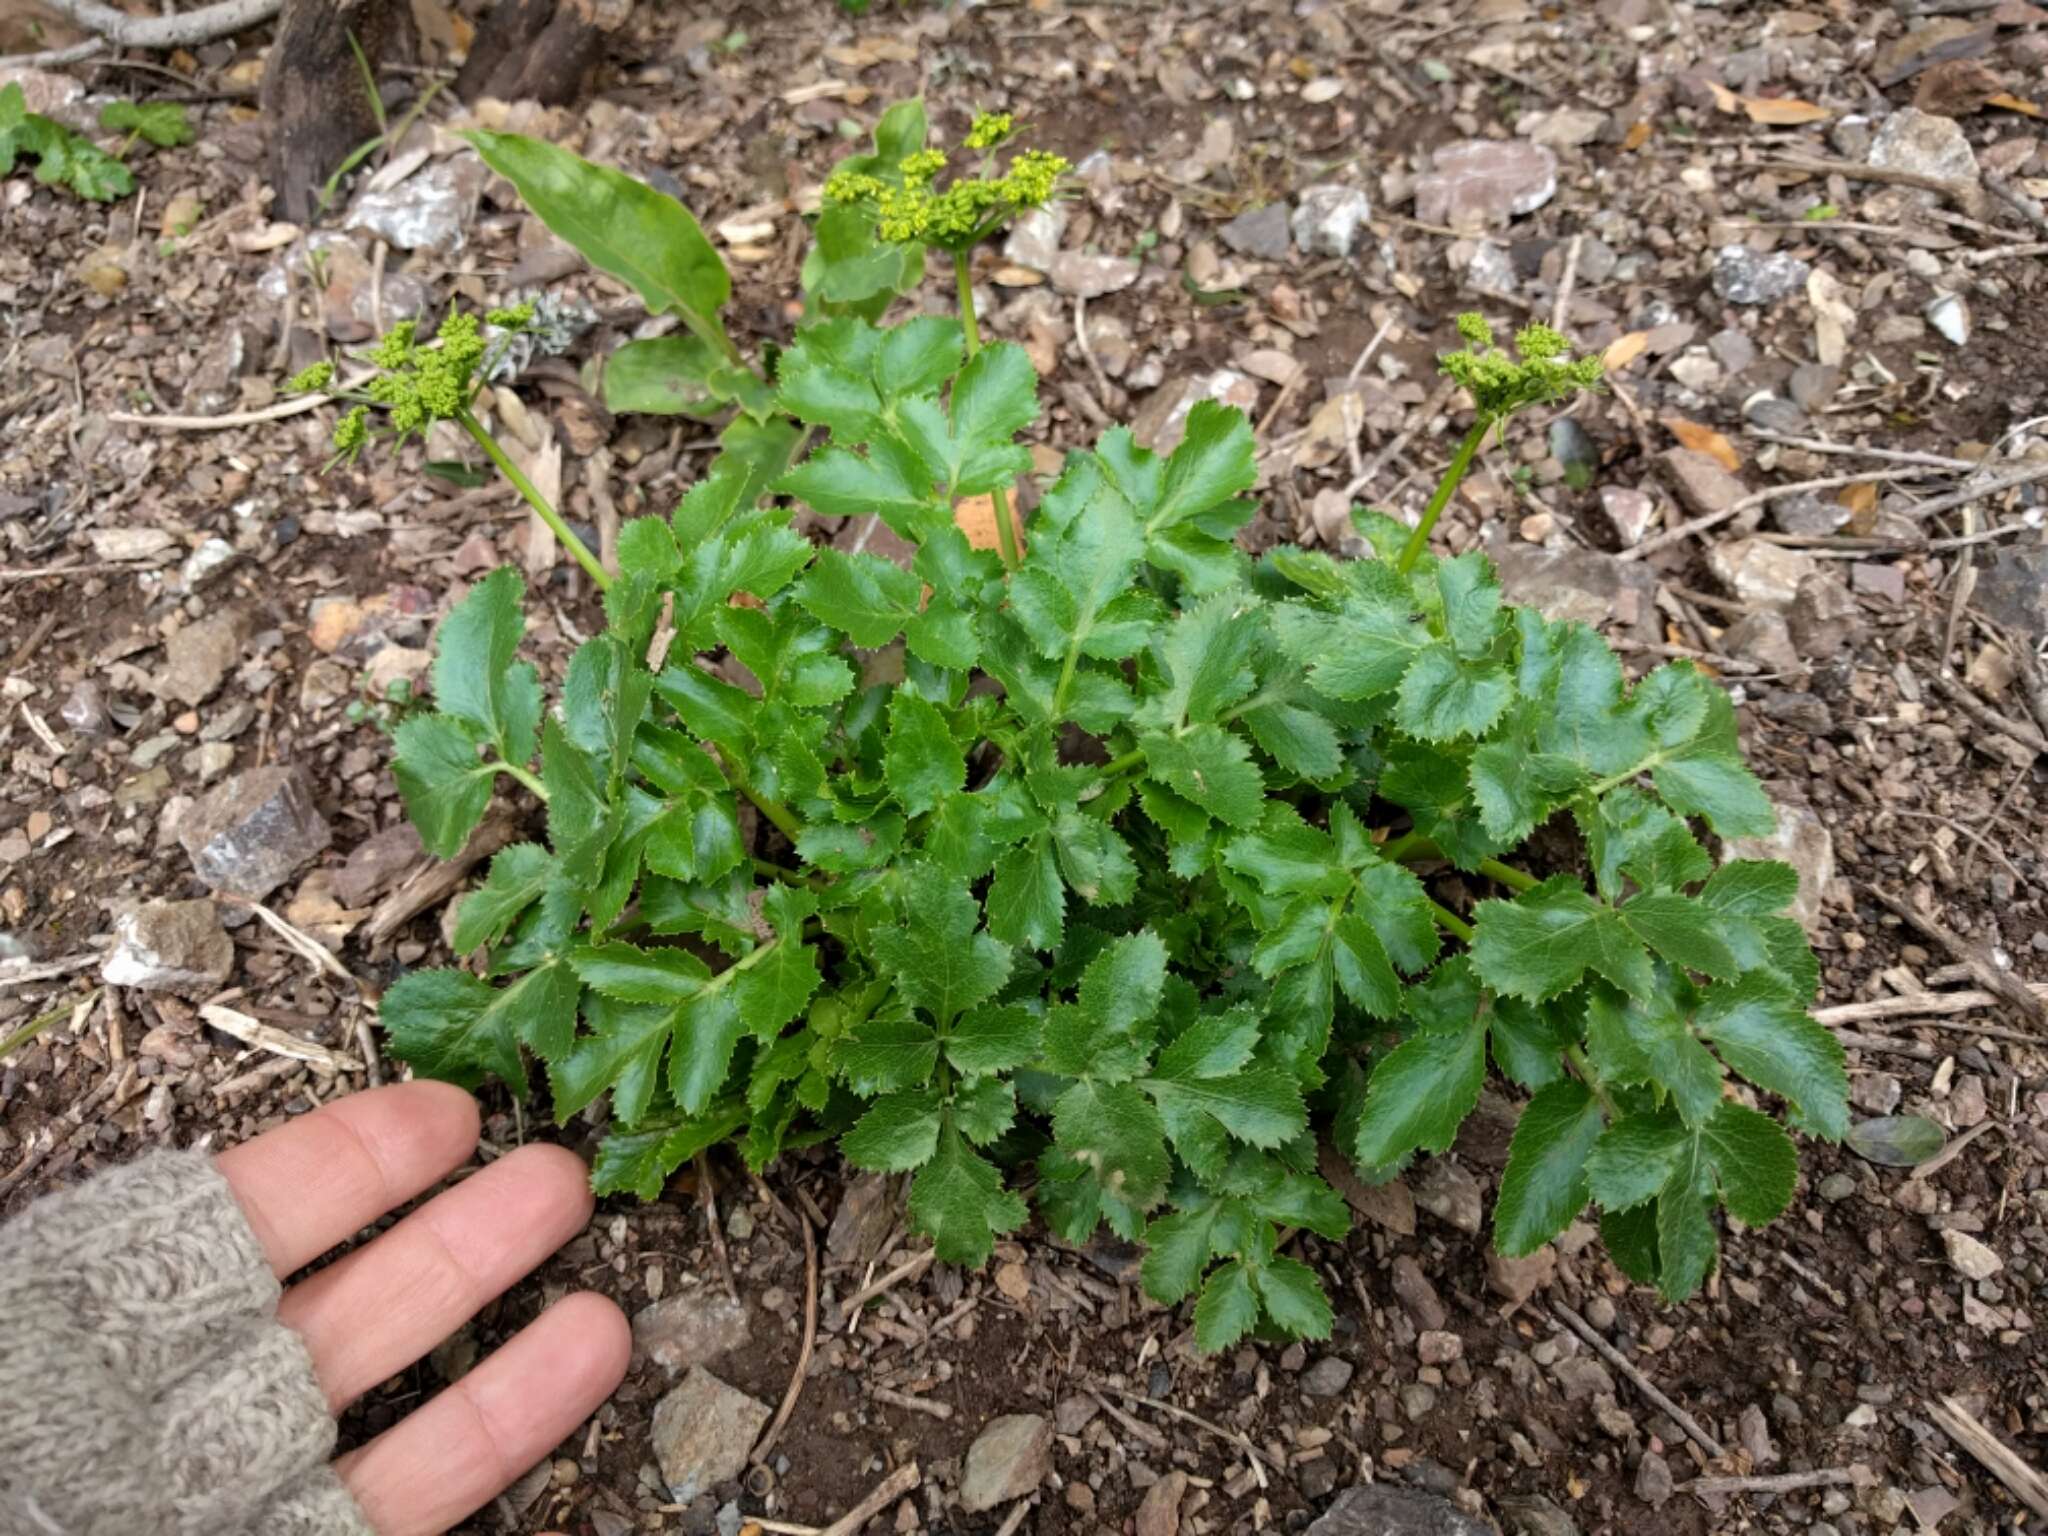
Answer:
[1665, 416, 1742, 473]
[954, 493, 1025, 556]
[1704, 78, 1741, 113]
[1988, 91, 2045, 116]
[1602, 330, 1650, 371]
[1744, 96, 1833, 125]
[1840, 480, 1880, 533]
[1622, 119, 1653, 151]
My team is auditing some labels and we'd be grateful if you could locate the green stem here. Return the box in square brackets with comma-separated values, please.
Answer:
[458, 408, 612, 592]
[953, 248, 1022, 573]
[495, 761, 549, 801]
[1381, 833, 1539, 893]
[1566, 1044, 1618, 1117]
[752, 856, 826, 889]
[1425, 898, 1474, 944]
[0, 990, 95, 1064]
[1395, 416, 1493, 575]
[730, 767, 802, 843]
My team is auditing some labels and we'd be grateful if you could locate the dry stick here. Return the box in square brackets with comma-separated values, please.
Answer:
[1551, 231, 1585, 331]
[990, 1497, 1034, 1536]
[696, 1152, 740, 1305]
[1928, 669, 2048, 755]
[1913, 1120, 2001, 1182]
[1985, 171, 2048, 237]
[1865, 883, 2047, 1031]
[1927, 1396, 2048, 1520]
[872, 1386, 953, 1420]
[1744, 432, 1980, 472]
[26, 0, 280, 47]
[837, 1248, 934, 1330]
[1832, 1028, 1940, 1061]
[1618, 468, 1941, 562]
[362, 815, 515, 944]
[1090, 1383, 1285, 1478]
[1761, 156, 1989, 217]
[817, 1461, 921, 1536]
[1815, 986, 2043, 1025]
[109, 371, 374, 431]
[1550, 1302, 1727, 1460]
[1084, 1389, 1170, 1453]
[751, 1195, 818, 1466]
[1688, 1467, 1858, 1498]
[1900, 461, 2048, 523]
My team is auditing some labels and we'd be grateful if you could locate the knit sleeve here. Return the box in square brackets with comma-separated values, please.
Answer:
[0, 1147, 376, 1536]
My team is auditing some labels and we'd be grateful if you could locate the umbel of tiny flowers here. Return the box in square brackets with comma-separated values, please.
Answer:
[285, 304, 613, 592]
[822, 111, 1068, 254]
[1395, 313, 1604, 574]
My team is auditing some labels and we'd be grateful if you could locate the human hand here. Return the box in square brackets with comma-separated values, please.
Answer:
[216, 1080, 629, 1536]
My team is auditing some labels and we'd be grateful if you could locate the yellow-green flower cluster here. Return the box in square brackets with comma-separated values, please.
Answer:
[1441, 313, 1603, 421]
[822, 136, 1070, 251]
[332, 404, 370, 463]
[286, 361, 334, 394]
[964, 112, 1014, 150]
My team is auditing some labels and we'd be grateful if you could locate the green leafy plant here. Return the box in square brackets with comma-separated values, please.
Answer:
[298, 103, 1843, 1349]
[1, 82, 134, 202]
[100, 99, 194, 154]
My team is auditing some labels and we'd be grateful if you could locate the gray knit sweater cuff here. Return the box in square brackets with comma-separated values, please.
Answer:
[0, 1148, 376, 1536]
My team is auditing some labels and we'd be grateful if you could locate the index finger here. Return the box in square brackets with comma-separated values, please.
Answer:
[215, 1080, 481, 1277]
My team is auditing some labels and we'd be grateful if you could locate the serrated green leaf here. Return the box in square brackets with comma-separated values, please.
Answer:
[380, 961, 576, 1093]
[947, 1004, 1041, 1078]
[451, 843, 553, 954]
[872, 877, 1011, 1022]
[1619, 893, 1739, 979]
[908, 1121, 1028, 1265]
[843, 1088, 944, 1171]
[1699, 860, 1800, 915]
[391, 714, 496, 859]
[541, 719, 617, 885]
[1193, 1260, 1260, 1351]
[101, 99, 194, 148]
[1351, 1011, 1487, 1168]
[883, 690, 965, 815]
[1147, 1068, 1306, 1151]
[1583, 985, 1723, 1126]
[793, 548, 921, 646]
[1495, 1080, 1605, 1257]
[1470, 877, 1654, 1003]
[986, 835, 1064, 951]
[1695, 973, 1847, 1139]
[832, 1013, 940, 1095]
[953, 1075, 1016, 1144]
[1051, 808, 1137, 905]
[1395, 642, 1514, 741]
[1142, 726, 1264, 828]
[1253, 1255, 1332, 1339]
[1435, 549, 1502, 658]
[590, 1104, 748, 1198]
[1469, 744, 1583, 843]
[1140, 1202, 1228, 1305]
[433, 568, 543, 764]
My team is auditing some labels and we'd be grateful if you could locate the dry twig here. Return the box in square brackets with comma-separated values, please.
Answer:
[1864, 883, 2047, 1031]
[1927, 1396, 2048, 1520]
[1688, 1467, 1858, 1498]
[696, 1152, 740, 1305]
[1619, 468, 1943, 562]
[751, 1191, 818, 1466]
[836, 1248, 934, 1329]
[818, 1462, 921, 1536]
[1551, 1302, 1727, 1459]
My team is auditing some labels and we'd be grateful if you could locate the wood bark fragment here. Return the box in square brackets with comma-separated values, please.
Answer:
[261, 0, 408, 225]
[1927, 1396, 2048, 1520]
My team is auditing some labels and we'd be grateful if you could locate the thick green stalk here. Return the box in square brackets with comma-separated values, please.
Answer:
[952, 249, 1022, 573]
[458, 408, 612, 592]
[729, 766, 802, 843]
[1395, 416, 1493, 575]
[1425, 898, 1474, 944]
[495, 761, 549, 801]
[1565, 1044, 1618, 1117]
[1381, 833, 1538, 893]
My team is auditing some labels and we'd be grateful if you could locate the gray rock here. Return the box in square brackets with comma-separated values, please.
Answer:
[1635, 1451, 1675, 1507]
[62, 681, 110, 735]
[1726, 803, 1833, 931]
[1598, 486, 1658, 547]
[1464, 241, 1518, 296]
[648, 1369, 770, 1503]
[825, 1171, 895, 1265]
[1869, 107, 1979, 186]
[1488, 540, 1658, 640]
[1399, 1383, 1439, 1421]
[1721, 611, 1801, 674]
[1787, 571, 1861, 657]
[1551, 1355, 1615, 1402]
[1738, 1403, 1778, 1467]
[1788, 363, 1840, 412]
[1415, 140, 1558, 230]
[1301, 1357, 1355, 1397]
[178, 765, 332, 898]
[1003, 205, 1068, 271]
[1973, 548, 2048, 639]
[1926, 292, 1970, 347]
[346, 155, 486, 253]
[1520, 107, 1606, 148]
[1220, 202, 1293, 261]
[1707, 328, 1757, 375]
[1743, 396, 1807, 435]
[1501, 1493, 1580, 1536]
[633, 1283, 751, 1376]
[1291, 184, 1372, 257]
[333, 823, 427, 909]
[1486, 1245, 1556, 1304]
[1412, 1158, 1482, 1235]
[1307, 1485, 1490, 1536]
[959, 1413, 1052, 1512]
[159, 611, 251, 707]
[1132, 369, 1261, 454]
[1819, 1171, 1857, 1202]
[1770, 492, 1850, 537]
[1712, 243, 1810, 306]
[102, 899, 234, 995]
[1708, 538, 1820, 608]
[1390, 1255, 1447, 1330]
[1046, 250, 1140, 298]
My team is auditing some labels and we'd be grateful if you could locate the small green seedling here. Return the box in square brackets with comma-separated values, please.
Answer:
[286, 101, 1840, 1350]
[1, 83, 134, 202]
[100, 99, 194, 156]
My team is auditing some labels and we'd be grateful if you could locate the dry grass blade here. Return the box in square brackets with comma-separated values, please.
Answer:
[1551, 1302, 1726, 1459]
[751, 1189, 818, 1467]
[197, 1003, 357, 1071]
[1927, 1396, 2048, 1519]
